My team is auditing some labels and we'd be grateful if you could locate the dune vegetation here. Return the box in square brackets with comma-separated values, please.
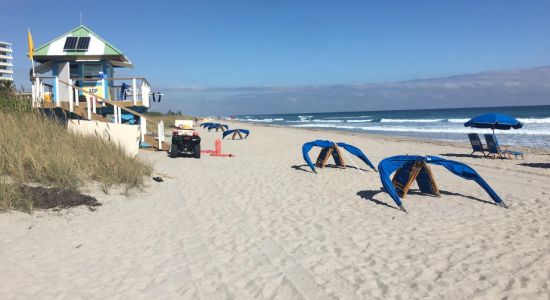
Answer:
[0, 88, 152, 213]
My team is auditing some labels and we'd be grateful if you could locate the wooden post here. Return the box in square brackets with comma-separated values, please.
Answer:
[92, 96, 97, 114]
[32, 77, 39, 107]
[117, 107, 122, 124]
[40, 81, 44, 105]
[140, 116, 147, 142]
[158, 120, 164, 150]
[54, 77, 60, 107]
[74, 84, 79, 107]
[68, 79, 74, 113]
[141, 81, 150, 107]
[113, 104, 118, 123]
[132, 78, 137, 105]
[31, 84, 36, 107]
[86, 97, 92, 120]
[40, 82, 45, 101]
[102, 78, 107, 100]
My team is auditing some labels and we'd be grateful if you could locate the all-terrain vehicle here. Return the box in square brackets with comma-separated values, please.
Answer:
[169, 130, 201, 158]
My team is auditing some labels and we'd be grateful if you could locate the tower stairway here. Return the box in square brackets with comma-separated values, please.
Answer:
[32, 78, 170, 151]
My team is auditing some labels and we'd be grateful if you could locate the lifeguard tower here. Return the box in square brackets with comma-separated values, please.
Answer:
[31, 25, 168, 151]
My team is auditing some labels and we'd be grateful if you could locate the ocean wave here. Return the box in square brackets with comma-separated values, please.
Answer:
[240, 118, 284, 122]
[322, 116, 371, 120]
[290, 124, 550, 135]
[380, 118, 444, 123]
[447, 118, 470, 123]
[517, 117, 550, 124]
[312, 119, 345, 123]
[292, 124, 356, 129]
[345, 119, 373, 123]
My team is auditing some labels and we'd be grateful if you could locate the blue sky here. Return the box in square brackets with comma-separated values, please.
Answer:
[2, 0, 550, 114]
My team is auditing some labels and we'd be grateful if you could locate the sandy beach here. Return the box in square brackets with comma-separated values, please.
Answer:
[1, 121, 549, 299]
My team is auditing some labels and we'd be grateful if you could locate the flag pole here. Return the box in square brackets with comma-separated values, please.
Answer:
[31, 59, 36, 78]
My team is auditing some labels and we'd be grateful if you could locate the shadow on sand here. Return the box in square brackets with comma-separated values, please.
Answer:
[357, 188, 497, 211]
[356, 189, 400, 210]
[409, 189, 497, 206]
[291, 164, 315, 173]
[439, 153, 484, 159]
[291, 164, 370, 173]
[518, 163, 550, 169]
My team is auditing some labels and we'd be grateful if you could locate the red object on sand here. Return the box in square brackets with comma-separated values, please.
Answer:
[201, 139, 235, 157]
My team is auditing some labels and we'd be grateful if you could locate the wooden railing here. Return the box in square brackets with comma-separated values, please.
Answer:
[67, 77, 151, 106]
[32, 76, 151, 107]
[31, 76, 167, 151]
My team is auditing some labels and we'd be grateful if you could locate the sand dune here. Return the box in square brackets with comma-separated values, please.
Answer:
[1, 121, 549, 299]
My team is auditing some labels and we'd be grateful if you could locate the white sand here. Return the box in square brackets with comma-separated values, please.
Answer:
[1, 121, 549, 299]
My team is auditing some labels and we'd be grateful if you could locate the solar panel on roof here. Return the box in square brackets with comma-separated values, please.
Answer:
[76, 37, 90, 50]
[63, 37, 78, 50]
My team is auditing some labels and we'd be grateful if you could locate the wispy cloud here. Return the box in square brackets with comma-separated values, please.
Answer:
[150, 66, 550, 115]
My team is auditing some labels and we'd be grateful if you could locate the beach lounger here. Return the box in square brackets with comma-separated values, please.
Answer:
[484, 134, 524, 159]
[467, 133, 487, 157]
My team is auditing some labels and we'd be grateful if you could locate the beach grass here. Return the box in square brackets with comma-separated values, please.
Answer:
[0, 179, 31, 213]
[0, 94, 152, 212]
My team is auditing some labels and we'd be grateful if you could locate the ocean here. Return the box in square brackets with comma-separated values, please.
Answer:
[235, 105, 550, 149]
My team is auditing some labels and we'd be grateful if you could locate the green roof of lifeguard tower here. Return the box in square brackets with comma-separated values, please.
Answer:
[33, 25, 132, 67]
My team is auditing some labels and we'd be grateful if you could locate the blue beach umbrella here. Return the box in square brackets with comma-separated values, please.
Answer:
[464, 113, 523, 137]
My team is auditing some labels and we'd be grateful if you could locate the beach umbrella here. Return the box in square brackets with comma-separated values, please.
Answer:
[464, 113, 523, 137]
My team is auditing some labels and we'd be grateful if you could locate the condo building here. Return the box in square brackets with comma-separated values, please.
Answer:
[0, 41, 14, 81]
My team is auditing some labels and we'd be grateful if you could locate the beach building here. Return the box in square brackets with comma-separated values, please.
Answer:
[0, 41, 14, 82]
[31, 25, 168, 151]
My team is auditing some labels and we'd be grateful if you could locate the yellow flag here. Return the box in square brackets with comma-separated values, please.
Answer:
[27, 29, 34, 61]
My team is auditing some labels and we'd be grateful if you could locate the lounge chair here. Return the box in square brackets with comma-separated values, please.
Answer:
[484, 134, 524, 159]
[467, 133, 487, 157]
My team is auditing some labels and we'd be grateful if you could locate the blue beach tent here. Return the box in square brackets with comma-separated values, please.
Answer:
[302, 140, 376, 173]
[200, 122, 214, 128]
[207, 123, 229, 131]
[223, 129, 250, 139]
[378, 155, 507, 212]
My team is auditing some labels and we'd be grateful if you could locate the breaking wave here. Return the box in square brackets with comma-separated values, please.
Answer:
[380, 118, 444, 123]
[517, 117, 550, 124]
[239, 118, 284, 122]
[290, 124, 550, 135]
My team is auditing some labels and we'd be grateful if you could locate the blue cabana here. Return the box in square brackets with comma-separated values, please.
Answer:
[223, 129, 250, 139]
[200, 122, 214, 128]
[207, 123, 229, 131]
[302, 140, 376, 173]
[378, 155, 507, 212]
